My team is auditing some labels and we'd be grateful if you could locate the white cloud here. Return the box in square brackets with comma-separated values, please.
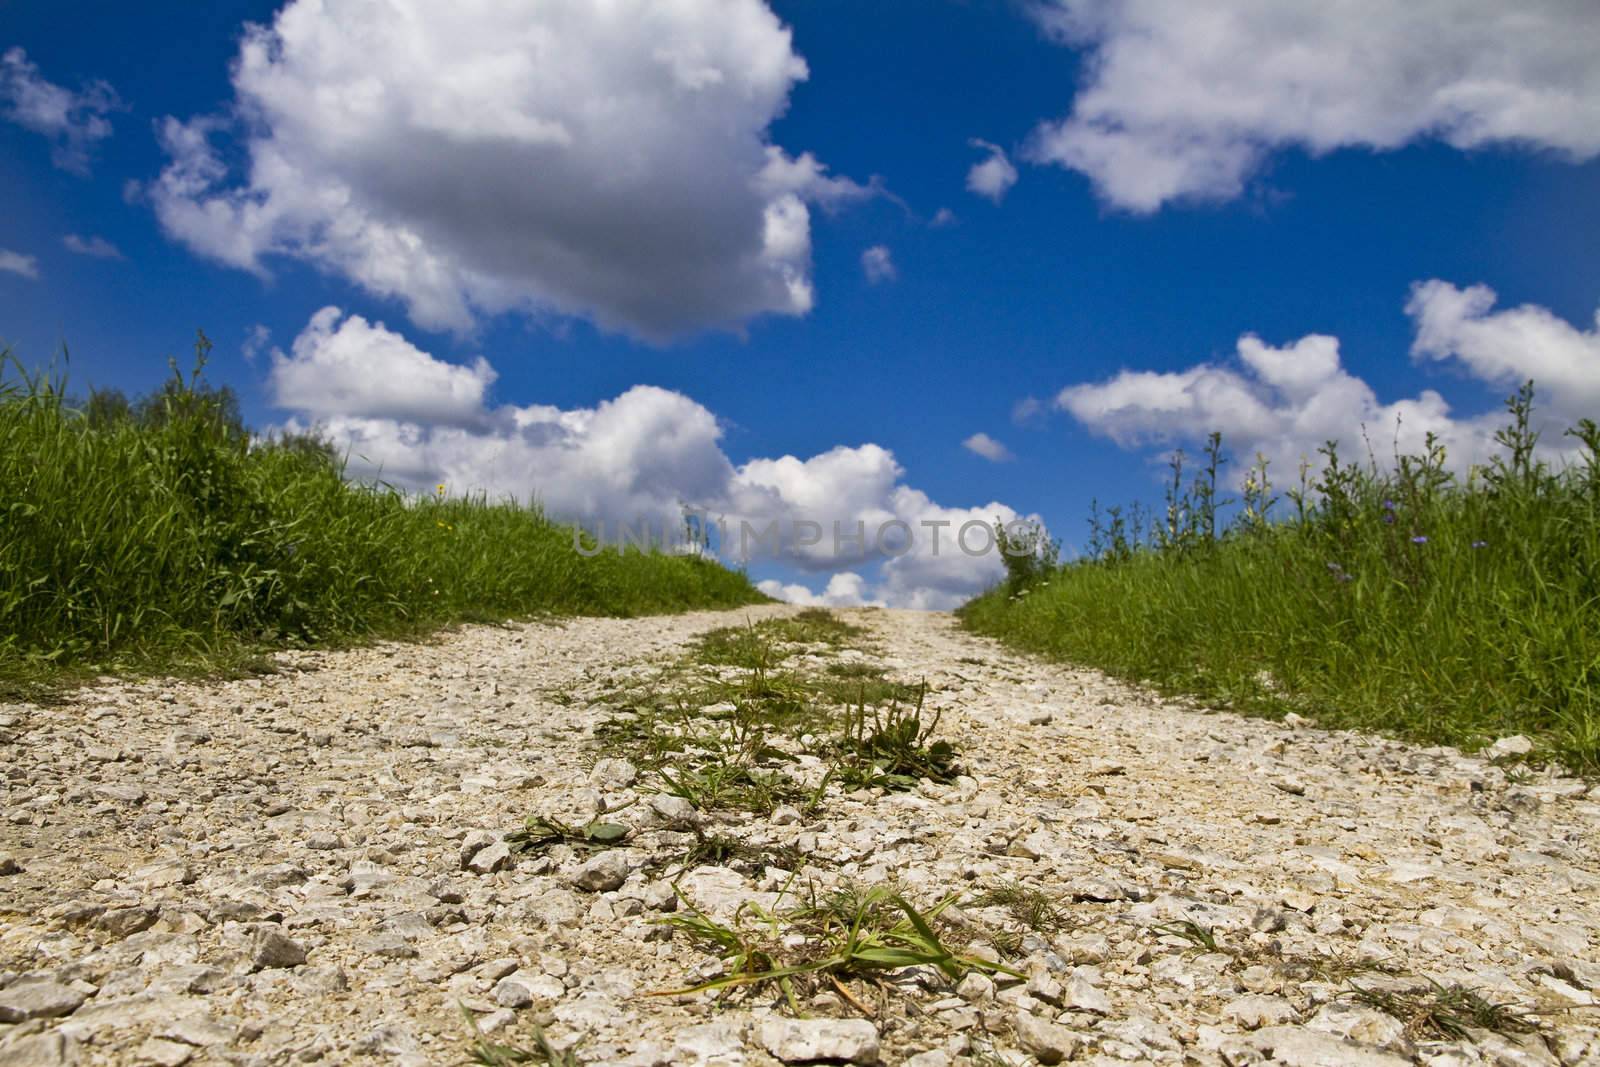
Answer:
[273, 309, 1034, 608]
[62, 234, 123, 259]
[966, 139, 1018, 202]
[241, 323, 271, 365]
[861, 245, 897, 284]
[930, 207, 958, 228]
[1408, 281, 1600, 424]
[963, 432, 1014, 462]
[148, 0, 872, 340]
[1025, 1, 1600, 212]
[0, 48, 119, 175]
[269, 307, 498, 424]
[0, 249, 40, 280]
[1054, 280, 1599, 478]
[1011, 396, 1045, 425]
[758, 573, 883, 608]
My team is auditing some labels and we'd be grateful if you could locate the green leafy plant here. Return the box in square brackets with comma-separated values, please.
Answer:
[1153, 919, 1220, 953]
[506, 814, 632, 855]
[654, 882, 1018, 1014]
[835, 683, 960, 790]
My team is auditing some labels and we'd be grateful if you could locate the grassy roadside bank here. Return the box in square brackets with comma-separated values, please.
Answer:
[959, 385, 1600, 772]
[0, 344, 766, 696]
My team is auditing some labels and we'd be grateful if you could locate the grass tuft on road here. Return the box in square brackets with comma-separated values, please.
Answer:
[960, 382, 1600, 772]
[0, 340, 766, 695]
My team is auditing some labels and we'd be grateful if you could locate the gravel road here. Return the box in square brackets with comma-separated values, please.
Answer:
[2, 606, 1597, 1066]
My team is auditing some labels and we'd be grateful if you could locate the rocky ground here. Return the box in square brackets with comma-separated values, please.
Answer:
[2, 606, 1598, 1067]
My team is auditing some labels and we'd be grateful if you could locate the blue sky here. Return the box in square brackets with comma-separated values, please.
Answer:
[3, 1, 1598, 607]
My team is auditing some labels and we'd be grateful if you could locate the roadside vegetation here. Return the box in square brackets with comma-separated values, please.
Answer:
[0, 337, 766, 695]
[961, 383, 1600, 772]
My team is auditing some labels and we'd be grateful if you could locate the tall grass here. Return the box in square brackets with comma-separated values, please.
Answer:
[960, 384, 1600, 772]
[0, 341, 766, 693]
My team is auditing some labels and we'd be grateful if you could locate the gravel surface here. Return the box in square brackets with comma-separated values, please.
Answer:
[2, 606, 1598, 1066]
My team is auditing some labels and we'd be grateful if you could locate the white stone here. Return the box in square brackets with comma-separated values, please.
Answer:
[758, 1018, 880, 1065]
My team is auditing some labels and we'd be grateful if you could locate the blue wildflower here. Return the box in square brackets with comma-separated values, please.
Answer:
[1411, 535, 1428, 544]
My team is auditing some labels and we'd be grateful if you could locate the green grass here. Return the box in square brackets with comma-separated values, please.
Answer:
[590, 610, 961, 819]
[690, 608, 867, 667]
[959, 384, 1600, 772]
[656, 880, 1017, 1012]
[833, 683, 961, 791]
[463, 1008, 580, 1067]
[0, 342, 766, 693]
[1347, 978, 1536, 1041]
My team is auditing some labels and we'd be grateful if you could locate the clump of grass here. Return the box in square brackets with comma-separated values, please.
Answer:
[1348, 978, 1537, 1041]
[658, 829, 808, 877]
[506, 814, 632, 855]
[655, 881, 1017, 1013]
[835, 683, 961, 790]
[972, 880, 1071, 936]
[959, 384, 1600, 771]
[656, 761, 812, 816]
[691, 609, 867, 668]
[1153, 919, 1220, 953]
[0, 341, 767, 693]
[463, 1010, 579, 1067]
[1300, 951, 1403, 983]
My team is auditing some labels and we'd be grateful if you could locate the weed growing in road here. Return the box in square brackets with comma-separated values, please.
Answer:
[973, 880, 1071, 936]
[462, 1006, 580, 1066]
[691, 609, 867, 668]
[1153, 919, 1220, 953]
[654, 829, 809, 878]
[835, 683, 961, 791]
[655, 881, 1017, 1014]
[1348, 978, 1537, 1041]
[506, 814, 632, 855]
[591, 612, 963, 818]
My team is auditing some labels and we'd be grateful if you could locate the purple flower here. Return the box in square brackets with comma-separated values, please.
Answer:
[1411, 535, 1428, 544]
[1383, 499, 1396, 511]
[1381, 512, 1396, 525]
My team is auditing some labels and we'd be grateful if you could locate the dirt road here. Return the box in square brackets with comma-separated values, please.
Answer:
[2, 607, 1596, 1065]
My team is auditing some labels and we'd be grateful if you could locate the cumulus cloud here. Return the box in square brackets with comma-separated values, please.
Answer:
[0, 249, 40, 279]
[1054, 280, 1599, 478]
[1408, 280, 1600, 424]
[273, 309, 1033, 608]
[269, 308, 498, 424]
[1025, 1, 1600, 212]
[147, 0, 872, 339]
[966, 139, 1018, 202]
[62, 234, 123, 259]
[0, 48, 120, 174]
[758, 573, 883, 608]
[963, 432, 1013, 462]
[861, 245, 896, 284]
